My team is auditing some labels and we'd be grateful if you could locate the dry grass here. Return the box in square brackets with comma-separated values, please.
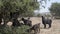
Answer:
[30, 17, 60, 34]
[7, 17, 60, 34]
[40, 19, 60, 34]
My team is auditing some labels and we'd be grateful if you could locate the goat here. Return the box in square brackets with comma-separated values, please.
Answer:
[41, 16, 52, 28]
[26, 23, 40, 34]
[12, 18, 24, 27]
[21, 18, 32, 27]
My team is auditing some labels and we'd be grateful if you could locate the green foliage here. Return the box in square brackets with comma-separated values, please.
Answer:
[49, 3, 60, 16]
[0, 0, 39, 16]
[37, 13, 41, 17]
[0, 0, 40, 25]
[0, 25, 30, 34]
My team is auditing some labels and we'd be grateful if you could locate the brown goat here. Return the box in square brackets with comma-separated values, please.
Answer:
[26, 23, 40, 34]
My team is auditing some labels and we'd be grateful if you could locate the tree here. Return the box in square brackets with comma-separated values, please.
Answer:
[0, 0, 50, 25]
[49, 3, 60, 16]
[37, 13, 41, 17]
[0, 0, 40, 25]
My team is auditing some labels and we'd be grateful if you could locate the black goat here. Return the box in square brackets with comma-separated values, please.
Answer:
[12, 18, 23, 27]
[42, 16, 52, 28]
[21, 18, 32, 27]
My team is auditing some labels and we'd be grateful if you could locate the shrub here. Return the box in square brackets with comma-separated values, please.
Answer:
[0, 25, 30, 34]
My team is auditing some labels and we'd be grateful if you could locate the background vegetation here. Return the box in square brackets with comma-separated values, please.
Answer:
[0, 0, 40, 34]
[49, 3, 60, 17]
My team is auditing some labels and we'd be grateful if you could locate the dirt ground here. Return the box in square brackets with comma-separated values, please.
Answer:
[7, 17, 60, 34]
[30, 17, 60, 34]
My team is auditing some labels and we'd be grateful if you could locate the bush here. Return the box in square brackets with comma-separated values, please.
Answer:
[0, 25, 30, 34]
